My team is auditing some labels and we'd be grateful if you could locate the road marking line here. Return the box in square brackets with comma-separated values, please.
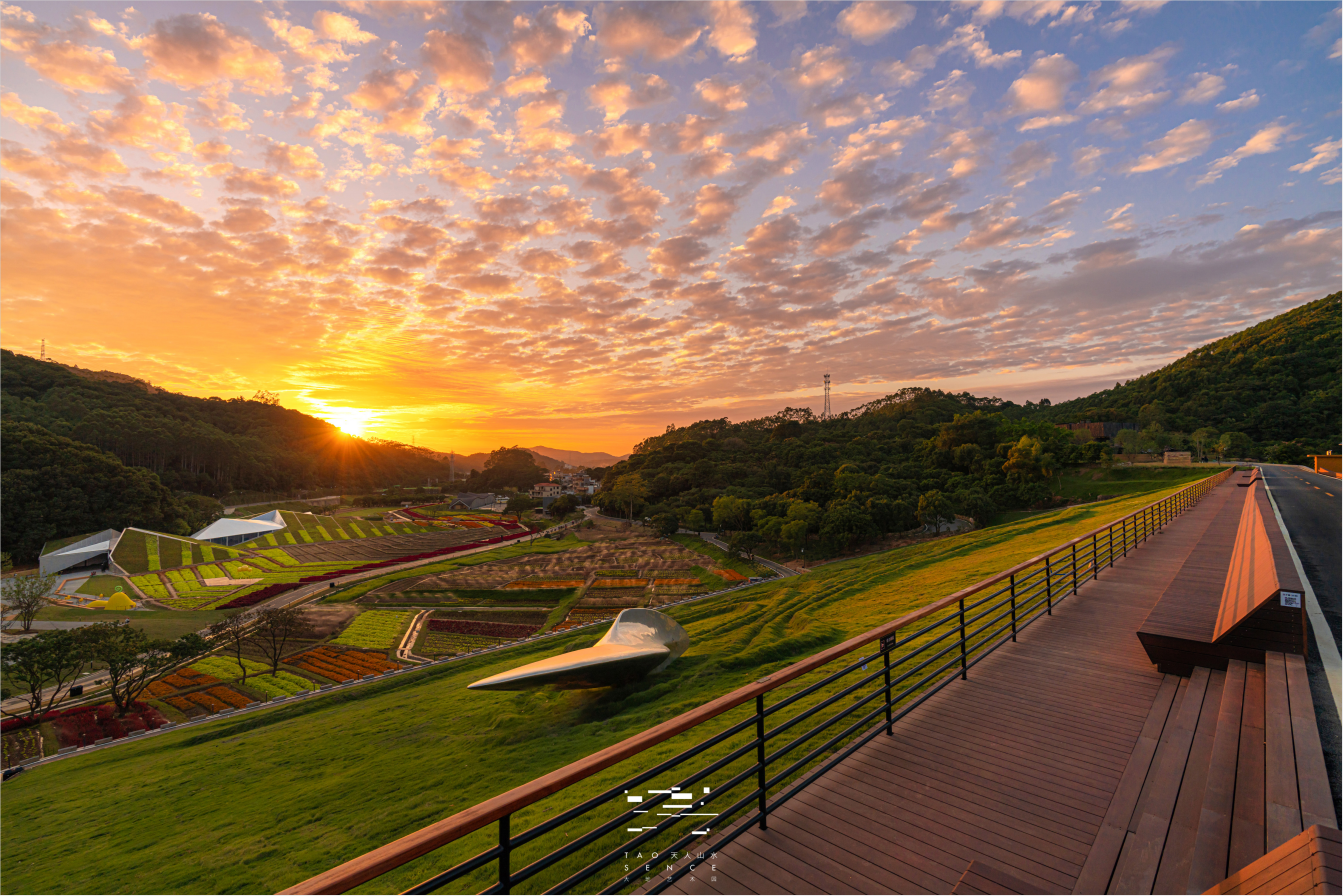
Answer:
[1261, 469, 1341, 718]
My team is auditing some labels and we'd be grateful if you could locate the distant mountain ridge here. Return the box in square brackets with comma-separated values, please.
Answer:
[527, 446, 628, 467]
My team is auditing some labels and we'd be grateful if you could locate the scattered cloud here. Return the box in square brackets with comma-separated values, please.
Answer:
[1122, 119, 1213, 173]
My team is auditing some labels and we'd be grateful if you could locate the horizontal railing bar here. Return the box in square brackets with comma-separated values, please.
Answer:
[405, 845, 501, 895]
[288, 470, 1230, 895]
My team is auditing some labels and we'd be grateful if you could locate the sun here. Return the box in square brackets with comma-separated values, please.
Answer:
[320, 407, 378, 437]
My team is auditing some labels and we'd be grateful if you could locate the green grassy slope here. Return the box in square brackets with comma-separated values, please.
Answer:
[1, 481, 1204, 894]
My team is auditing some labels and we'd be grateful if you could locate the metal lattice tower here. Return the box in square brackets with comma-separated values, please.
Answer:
[823, 373, 831, 420]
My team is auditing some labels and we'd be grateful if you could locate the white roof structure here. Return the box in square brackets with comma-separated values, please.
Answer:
[192, 510, 288, 543]
[38, 529, 122, 577]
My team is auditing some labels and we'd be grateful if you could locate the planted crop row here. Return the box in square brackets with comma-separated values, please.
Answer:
[426, 618, 539, 639]
[243, 672, 313, 699]
[332, 610, 412, 649]
[421, 632, 504, 655]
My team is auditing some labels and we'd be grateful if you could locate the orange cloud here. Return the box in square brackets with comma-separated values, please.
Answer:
[139, 13, 285, 94]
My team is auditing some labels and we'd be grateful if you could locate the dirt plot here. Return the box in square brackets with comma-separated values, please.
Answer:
[431, 608, 551, 626]
[284, 526, 503, 563]
[301, 605, 360, 639]
[576, 595, 644, 608]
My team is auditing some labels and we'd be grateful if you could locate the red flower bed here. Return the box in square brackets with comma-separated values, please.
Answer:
[427, 618, 539, 639]
[45, 702, 168, 748]
[218, 582, 298, 610]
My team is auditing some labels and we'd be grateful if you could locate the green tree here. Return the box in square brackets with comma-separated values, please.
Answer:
[820, 501, 877, 551]
[953, 489, 995, 528]
[247, 605, 312, 676]
[607, 473, 649, 520]
[79, 622, 209, 717]
[1, 571, 57, 632]
[917, 491, 954, 533]
[651, 512, 680, 538]
[785, 500, 823, 534]
[1191, 427, 1219, 463]
[1217, 431, 1254, 459]
[1114, 429, 1141, 455]
[685, 509, 707, 533]
[711, 495, 751, 533]
[780, 518, 808, 557]
[0, 630, 87, 723]
[1001, 436, 1054, 484]
[727, 530, 763, 560]
[208, 614, 252, 684]
[549, 494, 579, 519]
[505, 494, 539, 518]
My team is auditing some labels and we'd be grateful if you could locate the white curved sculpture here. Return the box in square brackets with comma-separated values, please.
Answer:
[468, 608, 690, 691]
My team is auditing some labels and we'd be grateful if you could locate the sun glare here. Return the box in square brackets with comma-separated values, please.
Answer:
[320, 407, 378, 437]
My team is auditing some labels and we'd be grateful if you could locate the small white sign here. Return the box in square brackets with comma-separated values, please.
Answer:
[1280, 591, 1303, 608]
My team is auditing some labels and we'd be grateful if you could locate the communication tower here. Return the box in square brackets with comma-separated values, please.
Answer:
[823, 373, 832, 420]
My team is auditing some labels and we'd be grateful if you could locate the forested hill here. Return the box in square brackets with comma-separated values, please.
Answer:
[594, 292, 1339, 561]
[1036, 293, 1341, 446]
[1, 350, 454, 497]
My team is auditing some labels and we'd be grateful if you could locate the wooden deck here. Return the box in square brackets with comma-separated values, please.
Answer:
[655, 480, 1333, 896]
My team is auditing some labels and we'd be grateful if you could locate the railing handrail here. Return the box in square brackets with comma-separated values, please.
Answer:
[284, 466, 1235, 895]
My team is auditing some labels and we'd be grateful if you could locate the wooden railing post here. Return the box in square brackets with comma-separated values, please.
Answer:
[1009, 573, 1017, 641]
[1044, 557, 1052, 615]
[755, 695, 767, 830]
[883, 641, 893, 736]
[1092, 534, 1099, 580]
[958, 598, 968, 679]
[499, 814, 511, 894]
[1108, 525, 1115, 567]
[1071, 544, 1078, 594]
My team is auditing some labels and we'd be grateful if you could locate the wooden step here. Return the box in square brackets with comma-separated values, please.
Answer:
[1110, 667, 1212, 893]
[1203, 825, 1341, 894]
[1188, 659, 1249, 892]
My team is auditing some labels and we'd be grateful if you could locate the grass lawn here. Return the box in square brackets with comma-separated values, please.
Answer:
[1, 481, 1208, 894]
[985, 465, 1228, 526]
[31, 607, 240, 640]
[670, 533, 773, 577]
[74, 575, 129, 597]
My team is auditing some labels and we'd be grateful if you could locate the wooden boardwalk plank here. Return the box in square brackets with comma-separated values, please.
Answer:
[1284, 654, 1338, 832]
[1229, 663, 1267, 873]
[1110, 667, 1212, 894]
[1264, 652, 1303, 850]
[1188, 659, 1249, 893]
[1152, 668, 1226, 895]
[1072, 676, 1182, 894]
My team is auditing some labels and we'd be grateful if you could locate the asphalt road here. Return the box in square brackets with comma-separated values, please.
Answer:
[1258, 464, 1341, 823]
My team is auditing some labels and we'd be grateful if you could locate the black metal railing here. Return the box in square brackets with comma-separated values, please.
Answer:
[285, 468, 1235, 896]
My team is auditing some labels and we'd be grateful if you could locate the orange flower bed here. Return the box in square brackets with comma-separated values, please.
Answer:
[590, 578, 648, 588]
[653, 578, 700, 585]
[209, 686, 252, 709]
[186, 691, 227, 712]
[503, 580, 584, 588]
[287, 646, 400, 683]
[160, 669, 220, 690]
[715, 569, 748, 582]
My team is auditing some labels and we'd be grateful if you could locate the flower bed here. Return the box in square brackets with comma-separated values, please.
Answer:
[590, 578, 649, 588]
[714, 569, 748, 582]
[421, 632, 505, 655]
[426, 618, 539, 639]
[502, 579, 585, 589]
[593, 569, 639, 577]
[3, 729, 43, 767]
[208, 686, 253, 709]
[192, 656, 270, 680]
[44, 702, 168, 747]
[244, 672, 312, 699]
[552, 608, 618, 633]
[286, 646, 400, 683]
[653, 578, 701, 586]
[149, 668, 221, 696]
[217, 581, 299, 609]
[332, 610, 413, 649]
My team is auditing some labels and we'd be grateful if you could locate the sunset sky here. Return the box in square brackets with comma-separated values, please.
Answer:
[2, 1, 1339, 455]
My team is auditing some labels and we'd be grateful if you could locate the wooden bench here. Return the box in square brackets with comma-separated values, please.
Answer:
[1203, 825, 1341, 894]
[1138, 480, 1306, 675]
